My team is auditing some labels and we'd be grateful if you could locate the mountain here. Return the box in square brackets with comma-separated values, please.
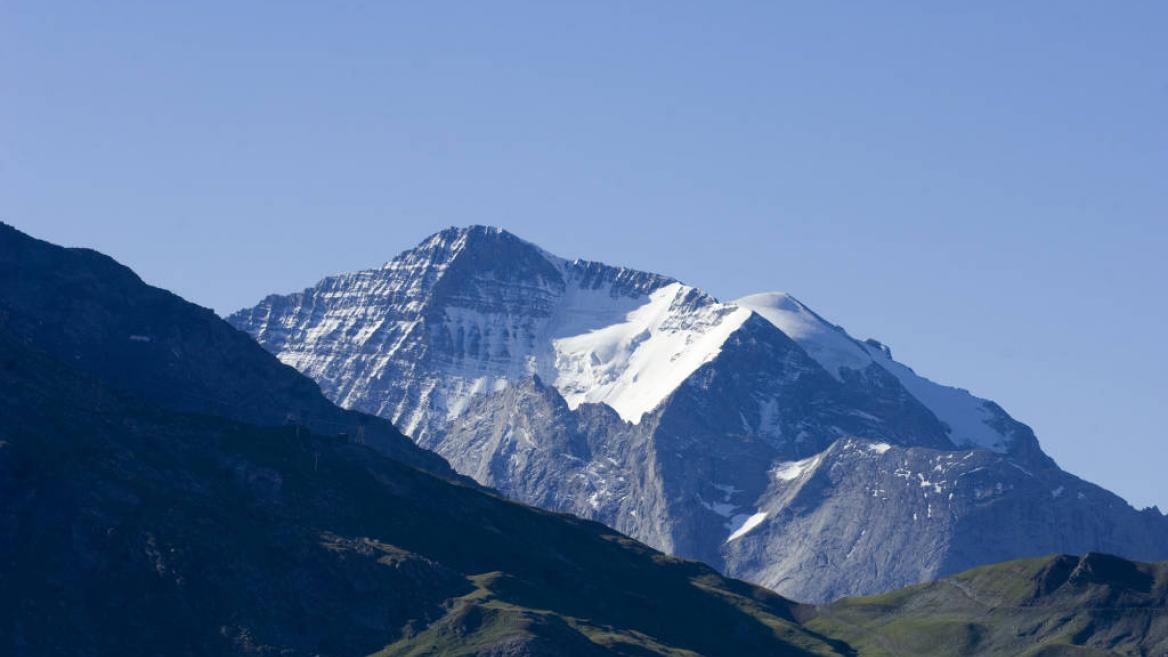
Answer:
[229, 225, 1168, 602]
[0, 222, 850, 657]
[0, 223, 457, 481]
[721, 437, 1168, 602]
[6, 221, 1167, 656]
[808, 552, 1168, 656]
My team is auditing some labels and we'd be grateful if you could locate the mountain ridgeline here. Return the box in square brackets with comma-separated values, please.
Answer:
[0, 222, 847, 656]
[3, 221, 1166, 657]
[230, 225, 1168, 602]
[0, 224, 458, 481]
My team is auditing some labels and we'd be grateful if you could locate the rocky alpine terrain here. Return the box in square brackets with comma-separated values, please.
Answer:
[230, 226, 1168, 602]
[5, 221, 1166, 657]
[0, 221, 851, 657]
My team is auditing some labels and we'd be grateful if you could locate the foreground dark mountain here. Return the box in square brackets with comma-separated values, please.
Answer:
[809, 552, 1168, 656]
[231, 226, 1168, 601]
[4, 222, 1166, 656]
[0, 222, 845, 656]
[0, 223, 455, 480]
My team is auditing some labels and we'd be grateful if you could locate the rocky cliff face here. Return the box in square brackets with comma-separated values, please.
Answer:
[230, 225, 1168, 602]
[722, 437, 1168, 602]
[230, 227, 676, 443]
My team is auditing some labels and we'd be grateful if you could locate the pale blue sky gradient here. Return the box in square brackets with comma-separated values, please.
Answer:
[3, 2, 1165, 509]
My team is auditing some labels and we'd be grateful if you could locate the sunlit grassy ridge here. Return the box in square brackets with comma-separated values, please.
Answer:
[809, 553, 1168, 656]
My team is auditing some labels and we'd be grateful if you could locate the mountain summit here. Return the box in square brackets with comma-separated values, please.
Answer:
[0, 221, 852, 656]
[230, 226, 1168, 602]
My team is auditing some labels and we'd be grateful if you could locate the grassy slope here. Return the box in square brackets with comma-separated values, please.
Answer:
[4, 222, 1166, 656]
[0, 328, 847, 657]
[808, 553, 1168, 657]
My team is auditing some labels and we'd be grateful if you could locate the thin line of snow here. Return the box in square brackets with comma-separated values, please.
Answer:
[774, 454, 822, 481]
[726, 512, 768, 542]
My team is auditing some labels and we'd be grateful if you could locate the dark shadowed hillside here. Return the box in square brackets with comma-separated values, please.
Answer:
[3, 222, 1165, 657]
[0, 223, 845, 657]
[0, 222, 456, 480]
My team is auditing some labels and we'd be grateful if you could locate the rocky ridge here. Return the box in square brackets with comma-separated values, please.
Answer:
[230, 226, 1168, 602]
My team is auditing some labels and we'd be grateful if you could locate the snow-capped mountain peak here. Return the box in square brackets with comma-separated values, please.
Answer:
[735, 292, 874, 380]
[551, 282, 752, 423]
[736, 290, 1017, 453]
[229, 226, 1168, 603]
[386, 224, 529, 266]
[234, 228, 1031, 453]
[231, 227, 710, 437]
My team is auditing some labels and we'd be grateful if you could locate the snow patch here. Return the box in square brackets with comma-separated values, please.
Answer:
[863, 344, 1010, 453]
[701, 499, 738, 518]
[552, 283, 752, 423]
[738, 291, 1014, 453]
[726, 512, 768, 543]
[774, 454, 822, 482]
[734, 292, 872, 380]
[701, 483, 743, 518]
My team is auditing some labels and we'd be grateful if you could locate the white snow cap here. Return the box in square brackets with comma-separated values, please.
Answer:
[553, 283, 752, 424]
[735, 292, 873, 380]
[736, 291, 1012, 453]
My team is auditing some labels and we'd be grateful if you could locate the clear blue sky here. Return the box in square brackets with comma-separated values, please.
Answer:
[3, 2, 1165, 510]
